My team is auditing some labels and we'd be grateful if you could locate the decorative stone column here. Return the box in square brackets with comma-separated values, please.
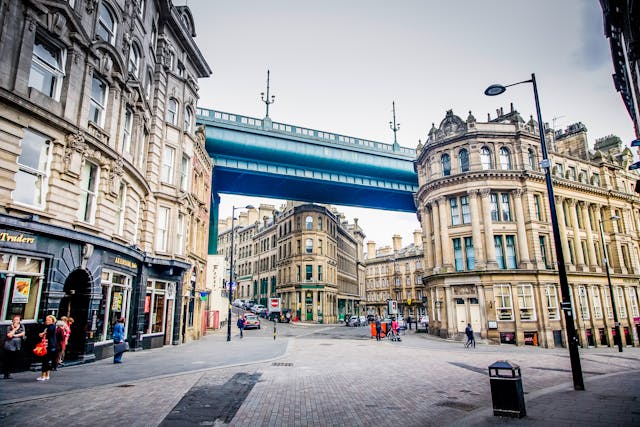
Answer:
[480, 189, 498, 269]
[581, 202, 598, 271]
[555, 196, 572, 268]
[568, 199, 586, 269]
[468, 189, 486, 269]
[514, 189, 533, 269]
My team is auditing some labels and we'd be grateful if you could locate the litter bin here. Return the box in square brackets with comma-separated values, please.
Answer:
[488, 360, 526, 418]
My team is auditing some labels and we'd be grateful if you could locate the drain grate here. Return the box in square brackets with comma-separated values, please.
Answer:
[116, 384, 135, 388]
[271, 362, 293, 367]
[436, 400, 476, 412]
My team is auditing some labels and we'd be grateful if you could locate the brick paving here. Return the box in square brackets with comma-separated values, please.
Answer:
[0, 323, 638, 426]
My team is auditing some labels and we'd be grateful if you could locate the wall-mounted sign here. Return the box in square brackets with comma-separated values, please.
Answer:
[114, 256, 138, 270]
[0, 230, 36, 245]
[488, 321, 498, 329]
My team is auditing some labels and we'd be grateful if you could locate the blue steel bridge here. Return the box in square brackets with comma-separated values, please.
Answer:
[195, 108, 419, 251]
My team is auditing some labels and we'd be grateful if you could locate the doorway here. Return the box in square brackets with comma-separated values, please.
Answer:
[455, 298, 466, 333]
[58, 269, 91, 360]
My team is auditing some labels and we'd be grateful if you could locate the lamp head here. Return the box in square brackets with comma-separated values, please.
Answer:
[484, 84, 507, 96]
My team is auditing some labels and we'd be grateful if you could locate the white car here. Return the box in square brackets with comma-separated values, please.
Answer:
[233, 299, 245, 307]
[251, 304, 266, 314]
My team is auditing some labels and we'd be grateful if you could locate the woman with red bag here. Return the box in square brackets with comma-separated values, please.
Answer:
[36, 315, 57, 381]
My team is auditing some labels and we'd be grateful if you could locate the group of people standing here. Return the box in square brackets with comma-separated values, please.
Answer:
[373, 316, 400, 341]
[1, 314, 73, 381]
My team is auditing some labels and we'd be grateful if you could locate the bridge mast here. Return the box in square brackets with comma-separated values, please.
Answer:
[389, 101, 400, 151]
[261, 70, 276, 118]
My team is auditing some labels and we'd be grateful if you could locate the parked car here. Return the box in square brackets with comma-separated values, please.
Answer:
[243, 300, 256, 310]
[243, 314, 260, 329]
[251, 304, 266, 315]
[358, 316, 367, 326]
[233, 299, 246, 307]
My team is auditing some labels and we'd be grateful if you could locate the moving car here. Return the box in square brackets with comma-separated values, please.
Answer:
[243, 314, 260, 329]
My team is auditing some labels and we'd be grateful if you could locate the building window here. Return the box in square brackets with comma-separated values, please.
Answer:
[517, 284, 535, 320]
[617, 287, 627, 318]
[592, 173, 600, 186]
[628, 287, 639, 317]
[162, 146, 175, 184]
[305, 216, 313, 230]
[29, 34, 65, 100]
[128, 43, 140, 78]
[568, 166, 576, 181]
[578, 286, 589, 320]
[495, 235, 516, 269]
[176, 213, 185, 255]
[453, 238, 463, 271]
[450, 198, 460, 226]
[89, 76, 108, 127]
[499, 147, 512, 170]
[464, 237, 475, 270]
[179, 155, 189, 191]
[0, 254, 45, 321]
[459, 149, 469, 172]
[441, 154, 451, 177]
[318, 265, 323, 281]
[184, 106, 193, 133]
[490, 193, 511, 222]
[132, 197, 140, 244]
[96, 2, 117, 44]
[545, 285, 560, 320]
[591, 286, 603, 319]
[122, 107, 133, 155]
[114, 183, 127, 235]
[14, 129, 51, 208]
[144, 280, 173, 334]
[78, 161, 99, 223]
[156, 206, 169, 252]
[528, 148, 536, 170]
[166, 98, 178, 125]
[539, 235, 550, 268]
[621, 244, 632, 270]
[495, 284, 513, 320]
[97, 270, 132, 341]
[305, 265, 312, 281]
[305, 238, 313, 254]
[481, 147, 493, 170]
[460, 196, 470, 224]
[534, 194, 543, 221]
[317, 217, 323, 231]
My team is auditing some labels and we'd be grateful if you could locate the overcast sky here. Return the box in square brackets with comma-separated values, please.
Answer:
[186, 0, 636, 249]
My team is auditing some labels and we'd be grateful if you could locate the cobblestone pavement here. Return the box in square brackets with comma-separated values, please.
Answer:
[0, 321, 639, 426]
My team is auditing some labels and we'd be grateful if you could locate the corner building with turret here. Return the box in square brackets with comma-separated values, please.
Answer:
[414, 107, 640, 348]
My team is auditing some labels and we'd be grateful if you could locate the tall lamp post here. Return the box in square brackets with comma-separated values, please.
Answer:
[227, 204, 254, 342]
[485, 73, 584, 390]
[598, 215, 624, 352]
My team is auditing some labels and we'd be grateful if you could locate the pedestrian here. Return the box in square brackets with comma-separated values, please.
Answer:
[113, 317, 125, 364]
[391, 317, 399, 337]
[237, 315, 245, 338]
[37, 315, 57, 381]
[54, 319, 67, 370]
[374, 317, 382, 341]
[57, 316, 71, 366]
[2, 315, 25, 379]
[465, 323, 475, 348]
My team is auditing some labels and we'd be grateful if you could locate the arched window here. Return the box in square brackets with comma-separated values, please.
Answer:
[166, 98, 178, 125]
[97, 3, 117, 44]
[184, 106, 193, 133]
[441, 153, 451, 177]
[481, 147, 493, 170]
[128, 43, 140, 78]
[305, 238, 313, 253]
[305, 215, 313, 230]
[499, 147, 511, 170]
[459, 149, 469, 172]
[528, 148, 536, 170]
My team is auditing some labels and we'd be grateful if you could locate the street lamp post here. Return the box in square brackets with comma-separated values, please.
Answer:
[227, 205, 254, 342]
[598, 215, 624, 352]
[485, 73, 585, 390]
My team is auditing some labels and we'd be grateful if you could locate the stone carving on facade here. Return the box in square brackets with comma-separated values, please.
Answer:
[109, 157, 124, 195]
[64, 131, 87, 177]
[45, 11, 67, 36]
[454, 285, 475, 296]
[85, 0, 99, 14]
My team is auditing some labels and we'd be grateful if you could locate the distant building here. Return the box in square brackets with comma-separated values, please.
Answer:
[0, 0, 211, 366]
[414, 108, 640, 348]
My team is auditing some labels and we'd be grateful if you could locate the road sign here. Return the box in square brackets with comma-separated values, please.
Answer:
[269, 297, 281, 312]
[388, 300, 398, 315]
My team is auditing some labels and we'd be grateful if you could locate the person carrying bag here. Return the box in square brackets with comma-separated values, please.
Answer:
[2, 315, 25, 379]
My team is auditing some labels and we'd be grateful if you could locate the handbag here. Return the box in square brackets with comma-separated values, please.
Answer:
[114, 341, 129, 353]
[33, 338, 47, 357]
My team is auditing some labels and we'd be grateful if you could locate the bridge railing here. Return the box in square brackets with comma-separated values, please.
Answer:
[196, 107, 415, 157]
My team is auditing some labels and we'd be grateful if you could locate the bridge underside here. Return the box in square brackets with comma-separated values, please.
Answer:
[214, 167, 416, 212]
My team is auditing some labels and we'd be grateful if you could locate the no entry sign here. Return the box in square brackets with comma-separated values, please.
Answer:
[269, 298, 281, 312]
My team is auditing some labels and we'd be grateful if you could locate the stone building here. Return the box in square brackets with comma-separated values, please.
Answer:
[0, 0, 211, 366]
[414, 107, 640, 348]
[363, 233, 426, 320]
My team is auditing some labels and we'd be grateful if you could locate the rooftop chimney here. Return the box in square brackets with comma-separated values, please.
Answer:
[413, 230, 422, 246]
[367, 241, 376, 259]
[392, 234, 402, 252]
